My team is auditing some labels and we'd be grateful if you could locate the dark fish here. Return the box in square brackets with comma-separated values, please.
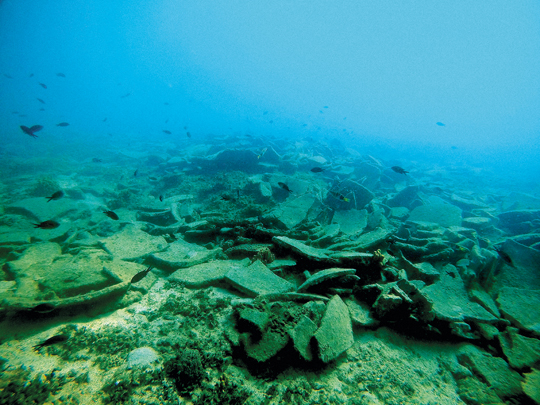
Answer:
[221, 194, 232, 201]
[278, 182, 292, 193]
[34, 220, 60, 229]
[149, 177, 158, 181]
[56, 72, 66, 77]
[56, 122, 69, 127]
[92, 158, 102, 163]
[120, 92, 131, 98]
[38, 82, 47, 89]
[29, 73, 34, 77]
[159, 195, 164, 202]
[134, 169, 138, 177]
[495, 246, 514, 267]
[31, 303, 56, 313]
[11, 111, 19, 114]
[102, 117, 107, 122]
[104, 210, 119, 220]
[162, 130, 171, 134]
[165, 119, 169, 123]
[186, 132, 191, 138]
[168, 233, 177, 241]
[130, 266, 153, 284]
[3, 73, 13, 78]
[310, 167, 325, 173]
[436, 122, 445, 126]
[37, 98, 45, 104]
[20, 124, 43, 138]
[39, 108, 45, 111]
[18, 114, 27, 117]
[391, 166, 408, 175]
[33, 334, 69, 351]
[183, 126, 187, 130]
[329, 191, 349, 202]
[46, 190, 64, 202]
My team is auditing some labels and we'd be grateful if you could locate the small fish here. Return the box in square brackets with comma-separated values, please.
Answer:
[39, 108, 45, 111]
[168, 233, 177, 241]
[56, 122, 69, 127]
[3, 73, 13, 78]
[38, 82, 47, 89]
[159, 195, 164, 202]
[92, 157, 102, 163]
[103, 210, 119, 220]
[186, 132, 191, 138]
[495, 246, 514, 267]
[221, 194, 232, 201]
[34, 220, 60, 229]
[37, 98, 45, 104]
[329, 191, 350, 202]
[120, 92, 131, 98]
[257, 147, 267, 159]
[134, 169, 138, 177]
[310, 167, 324, 173]
[46, 190, 64, 202]
[278, 182, 292, 193]
[162, 130, 171, 134]
[31, 303, 56, 313]
[130, 266, 153, 284]
[20, 124, 43, 138]
[29, 73, 34, 77]
[391, 166, 408, 175]
[436, 122, 445, 126]
[56, 72, 66, 77]
[33, 334, 69, 351]
[102, 117, 107, 122]
[12, 111, 19, 114]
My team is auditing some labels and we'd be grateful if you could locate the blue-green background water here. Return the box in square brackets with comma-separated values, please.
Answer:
[1, 1, 539, 176]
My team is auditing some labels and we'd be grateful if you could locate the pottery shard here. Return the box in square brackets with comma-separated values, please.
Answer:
[297, 268, 356, 292]
[100, 225, 167, 260]
[314, 295, 354, 362]
[273, 236, 332, 261]
[290, 315, 318, 361]
[497, 287, 540, 336]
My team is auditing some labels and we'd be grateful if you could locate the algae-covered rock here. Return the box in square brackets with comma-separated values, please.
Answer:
[497, 287, 540, 335]
[168, 260, 246, 288]
[225, 260, 294, 297]
[498, 327, 540, 370]
[290, 315, 317, 361]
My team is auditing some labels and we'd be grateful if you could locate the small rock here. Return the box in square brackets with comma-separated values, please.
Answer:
[314, 295, 354, 362]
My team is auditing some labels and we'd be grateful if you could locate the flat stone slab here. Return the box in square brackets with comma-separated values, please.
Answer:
[297, 268, 356, 292]
[149, 239, 222, 270]
[355, 228, 394, 250]
[271, 195, 318, 229]
[331, 209, 367, 235]
[225, 260, 294, 297]
[100, 225, 167, 260]
[290, 315, 318, 361]
[273, 236, 332, 261]
[421, 265, 499, 324]
[314, 295, 354, 362]
[497, 287, 540, 335]
[498, 327, 540, 369]
[6, 197, 78, 222]
[408, 203, 462, 227]
[168, 260, 246, 288]
[487, 239, 540, 294]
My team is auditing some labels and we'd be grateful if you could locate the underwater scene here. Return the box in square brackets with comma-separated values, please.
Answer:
[1, 1, 540, 404]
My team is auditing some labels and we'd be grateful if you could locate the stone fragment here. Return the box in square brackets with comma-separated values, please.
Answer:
[270, 195, 318, 229]
[242, 329, 290, 363]
[297, 268, 356, 292]
[498, 210, 540, 235]
[331, 209, 368, 235]
[150, 239, 222, 270]
[100, 225, 167, 260]
[168, 260, 245, 288]
[408, 203, 462, 227]
[456, 345, 523, 400]
[522, 369, 540, 404]
[136, 210, 177, 226]
[354, 228, 394, 250]
[450, 194, 489, 210]
[344, 298, 378, 327]
[273, 236, 332, 261]
[314, 295, 354, 362]
[497, 287, 540, 335]
[399, 255, 440, 283]
[225, 260, 294, 297]
[290, 315, 318, 361]
[6, 197, 78, 222]
[421, 265, 498, 325]
[498, 327, 540, 370]
[238, 307, 269, 334]
[387, 185, 419, 209]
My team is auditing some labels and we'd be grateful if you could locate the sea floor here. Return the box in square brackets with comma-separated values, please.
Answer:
[0, 135, 539, 404]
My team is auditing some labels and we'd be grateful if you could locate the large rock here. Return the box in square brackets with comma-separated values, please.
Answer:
[498, 210, 540, 235]
[498, 327, 540, 370]
[270, 195, 318, 229]
[314, 295, 354, 362]
[100, 225, 167, 260]
[522, 369, 540, 404]
[497, 287, 540, 336]
[387, 185, 420, 209]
